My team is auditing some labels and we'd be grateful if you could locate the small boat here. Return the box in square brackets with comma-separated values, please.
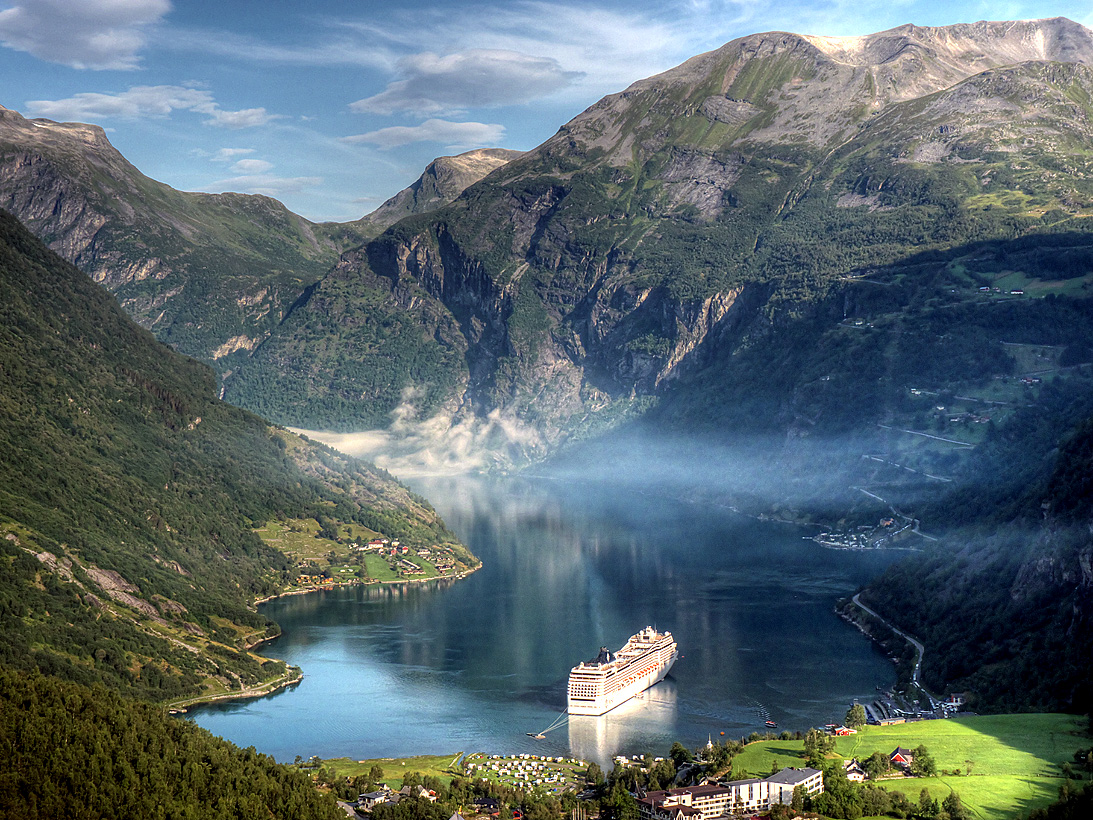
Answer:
[526, 732, 546, 739]
[765, 720, 777, 728]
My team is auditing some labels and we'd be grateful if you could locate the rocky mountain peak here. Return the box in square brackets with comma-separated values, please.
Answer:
[359, 147, 524, 230]
[527, 17, 1093, 166]
[0, 104, 117, 155]
[802, 17, 1093, 68]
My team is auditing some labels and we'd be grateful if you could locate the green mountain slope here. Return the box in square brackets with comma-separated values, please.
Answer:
[858, 402, 1093, 713]
[225, 19, 1093, 448]
[0, 207, 470, 702]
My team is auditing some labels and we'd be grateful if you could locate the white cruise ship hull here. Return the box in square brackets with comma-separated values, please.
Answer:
[567, 627, 678, 716]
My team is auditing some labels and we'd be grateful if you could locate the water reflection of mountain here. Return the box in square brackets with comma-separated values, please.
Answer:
[194, 475, 898, 764]
[568, 679, 679, 768]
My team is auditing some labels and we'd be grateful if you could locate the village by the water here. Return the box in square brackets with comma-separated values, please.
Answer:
[324, 698, 1003, 820]
[252, 519, 1084, 820]
[327, 615, 1003, 820]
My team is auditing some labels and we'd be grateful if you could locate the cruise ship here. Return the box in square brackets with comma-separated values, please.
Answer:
[567, 627, 678, 716]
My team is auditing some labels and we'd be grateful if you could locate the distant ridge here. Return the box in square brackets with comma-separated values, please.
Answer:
[357, 147, 524, 230]
[0, 103, 360, 366]
[554, 17, 1093, 155]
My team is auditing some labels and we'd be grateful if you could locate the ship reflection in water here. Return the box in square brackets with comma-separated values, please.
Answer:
[568, 678, 678, 767]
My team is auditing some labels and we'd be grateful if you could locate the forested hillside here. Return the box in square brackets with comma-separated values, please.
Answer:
[0, 667, 341, 819]
[0, 207, 469, 702]
[857, 399, 1093, 713]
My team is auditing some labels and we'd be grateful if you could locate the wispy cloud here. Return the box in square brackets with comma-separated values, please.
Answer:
[154, 22, 399, 71]
[0, 0, 170, 69]
[230, 158, 273, 174]
[341, 118, 506, 149]
[336, 2, 701, 94]
[156, 2, 734, 107]
[211, 147, 256, 161]
[196, 149, 316, 197]
[202, 107, 283, 128]
[195, 173, 324, 198]
[25, 85, 282, 129]
[350, 49, 581, 116]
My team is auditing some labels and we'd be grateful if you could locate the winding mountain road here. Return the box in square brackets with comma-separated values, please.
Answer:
[852, 592, 932, 700]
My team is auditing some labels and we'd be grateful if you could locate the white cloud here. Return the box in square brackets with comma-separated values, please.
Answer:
[230, 158, 273, 174]
[292, 387, 545, 477]
[341, 119, 506, 150]
[27, 85, 212, 120]
[212, 147, 256, 162]
[196, 174, 324, 198]
[202, 106, 282, 129]
[0, 0, 170, 69]
[350, 49, 581, 116]
[25, 85, 281, 129]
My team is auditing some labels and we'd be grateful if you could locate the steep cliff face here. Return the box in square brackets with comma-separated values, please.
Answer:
[246, 18, 1093, 447]
[374, 219, 764, 435]
[853, 397, 1093, 713]
[861, 517, 1093, 711]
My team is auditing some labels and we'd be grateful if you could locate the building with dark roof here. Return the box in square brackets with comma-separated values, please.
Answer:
[765, 767, 824, 804]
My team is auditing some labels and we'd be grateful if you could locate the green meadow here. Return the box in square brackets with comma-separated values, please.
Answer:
[253, 517, 382, 563]
[312, 754, 464, 787]
[731, 714, 1088, 820]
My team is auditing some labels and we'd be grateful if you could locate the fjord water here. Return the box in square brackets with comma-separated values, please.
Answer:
[192, 475, 901, 765]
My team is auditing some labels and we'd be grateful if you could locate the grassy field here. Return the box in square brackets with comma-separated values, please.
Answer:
[731, 715, 1088, 820]
[990, 269, 1093, 297]
[253, 518, 382, 563]
[362, 553, 401, 582]
[311, 753, 464, 787]
[255, 517, 449, 586]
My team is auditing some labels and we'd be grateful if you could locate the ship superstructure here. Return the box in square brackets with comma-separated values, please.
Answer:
[567, 627, 677, 716]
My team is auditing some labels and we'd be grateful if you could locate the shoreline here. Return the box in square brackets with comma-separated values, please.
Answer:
[166, 668, 304, 714]
[251, 563, 481, 608]
[172, 565, 481, 714]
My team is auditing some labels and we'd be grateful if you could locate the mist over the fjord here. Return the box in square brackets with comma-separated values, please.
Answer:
[293, 388, 956, 534]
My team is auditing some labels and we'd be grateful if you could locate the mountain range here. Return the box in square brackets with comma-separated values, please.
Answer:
[2, 17, 1093, 714]
[6, 19, 1093, 456]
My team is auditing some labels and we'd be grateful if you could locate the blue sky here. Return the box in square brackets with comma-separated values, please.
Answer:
[2, 0, 1091, 223]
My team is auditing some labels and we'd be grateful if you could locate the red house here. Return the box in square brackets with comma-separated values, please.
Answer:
[889, 747, 914, 769]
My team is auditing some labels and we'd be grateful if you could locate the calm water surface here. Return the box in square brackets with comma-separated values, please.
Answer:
[192, 475, 902, 765]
